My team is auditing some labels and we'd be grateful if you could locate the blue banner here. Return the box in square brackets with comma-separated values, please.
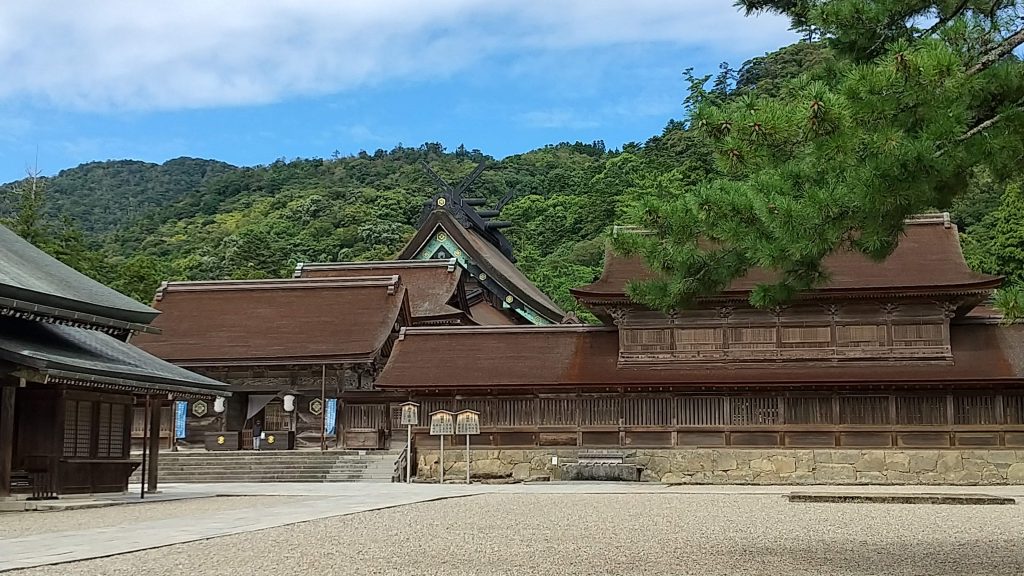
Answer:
[174, 401, 187, 439]
[325, 398, 338, 435]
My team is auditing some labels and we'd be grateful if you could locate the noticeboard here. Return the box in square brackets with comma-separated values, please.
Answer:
[429, 411, 454, 436]
[400, 403, 419, 426]
[456, 411, 480, 435]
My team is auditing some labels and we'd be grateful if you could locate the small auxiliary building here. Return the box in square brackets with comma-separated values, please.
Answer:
[0, 224, 226, 497]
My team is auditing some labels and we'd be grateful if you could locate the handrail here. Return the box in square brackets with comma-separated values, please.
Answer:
[392, 446, 408, 483]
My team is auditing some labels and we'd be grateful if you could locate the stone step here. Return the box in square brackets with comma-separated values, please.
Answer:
[131, 449, 403, 483]
[155, 461, 368, 467]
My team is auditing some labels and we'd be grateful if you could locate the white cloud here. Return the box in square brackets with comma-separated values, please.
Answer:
[0, 1, 795, 111]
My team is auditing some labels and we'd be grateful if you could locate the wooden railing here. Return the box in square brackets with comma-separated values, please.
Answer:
[392, 446, 408, 483]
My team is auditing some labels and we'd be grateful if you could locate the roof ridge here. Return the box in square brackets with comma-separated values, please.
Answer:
[614, 213, 953, 238]
[156, 275, 401, 299]
[293, 258, 456, 277]
[398, 324, 613, 339]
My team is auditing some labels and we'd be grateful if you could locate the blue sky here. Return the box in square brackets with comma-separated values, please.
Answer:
[0, 1, 796, 184]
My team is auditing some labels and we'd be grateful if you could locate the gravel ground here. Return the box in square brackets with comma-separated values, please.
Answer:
[9, 493, 1024, 576]
[0, 496, 308, 538]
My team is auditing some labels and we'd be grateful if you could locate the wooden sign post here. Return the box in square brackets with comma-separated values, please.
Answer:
[400, 402, 419, 483]
[429, 410, 454, 484]
[456, 410, 480, 484]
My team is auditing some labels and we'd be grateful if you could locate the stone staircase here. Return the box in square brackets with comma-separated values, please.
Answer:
[130, 450, 402, 484]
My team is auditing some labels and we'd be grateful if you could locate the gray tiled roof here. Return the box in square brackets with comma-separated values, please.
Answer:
[0, 224, 159, 325]
[0, 317, 228, 396]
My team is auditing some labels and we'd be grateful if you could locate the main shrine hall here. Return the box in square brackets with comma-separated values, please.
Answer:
[129, 170, 1024, 484]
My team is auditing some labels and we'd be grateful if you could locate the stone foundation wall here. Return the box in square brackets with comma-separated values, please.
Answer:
[416, 448, 1024, 484]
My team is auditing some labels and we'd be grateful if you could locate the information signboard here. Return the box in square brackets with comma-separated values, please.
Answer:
[456, 410, 480, 435]
[429, 410, 454, 436]
[400, 402, 419, 426]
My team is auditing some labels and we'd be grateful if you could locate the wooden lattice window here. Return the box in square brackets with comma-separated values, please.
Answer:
[623, 397, 672, 426]
[264, 402, 290, 430]
[580, 396, 621, 426]
[676, 396, 728, 426]
[344, 404, 387, 429]
[1006, 396, 1024, 425]
[673, 328, 723, 351]
[538, 398, 576, 426]
[731, 397, 779, 425]
[63, 400, 93, 457]
[786, 396, 834, 425]
[492, 398, 536, 426]
[621, 328, 673, 352]
[729, 327, 777, 350]
[837, 324, 887, 347]
[96, 403, 127, 458]
[780, 326, 832, 349]
[839, 396, 890, 425]
[892, 323, 945, 347]
[953, 396, 998, 425]
[896, 396, 948, 425]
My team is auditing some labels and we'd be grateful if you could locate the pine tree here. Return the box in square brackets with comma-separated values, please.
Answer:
[618, 1, 1024, 311]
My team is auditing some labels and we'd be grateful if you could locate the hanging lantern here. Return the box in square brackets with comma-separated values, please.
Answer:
[283, 394, 296, 412]
[213, 396, 226, 414]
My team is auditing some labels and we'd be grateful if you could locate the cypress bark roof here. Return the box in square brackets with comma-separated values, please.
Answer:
[0, 223, 160, 331]
[376, 324, 1024, 390]
[0, 317, 228, 397]
[132, 276, 409, 366]
[293, 259, 465, 321]
[400, 209, 565, 323]
[572, 215, 1001, 304]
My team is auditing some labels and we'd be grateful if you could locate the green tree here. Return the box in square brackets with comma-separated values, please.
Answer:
[619, 1, 1024, 311]
[961, 180, 1024, 318]
[5, 168, 48, 246]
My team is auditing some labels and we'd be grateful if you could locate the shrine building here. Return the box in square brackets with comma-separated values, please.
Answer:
[0, 224, 227, 498]
[128, 163, 1024, 484]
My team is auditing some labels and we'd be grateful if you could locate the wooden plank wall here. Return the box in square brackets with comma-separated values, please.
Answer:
[409, 392, 1024, 449]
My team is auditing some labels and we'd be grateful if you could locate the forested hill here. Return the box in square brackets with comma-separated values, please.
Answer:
[1, 39, 1020, 319]
[0, 157, 236, 235]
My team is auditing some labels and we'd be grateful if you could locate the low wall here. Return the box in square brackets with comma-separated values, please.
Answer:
[416, 448, 1024, 484]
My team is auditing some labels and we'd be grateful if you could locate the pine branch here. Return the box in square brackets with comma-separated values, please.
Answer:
[919, 0, 970, 38]
[954, 96, 1024, 143]
[968, 26, 1024, 75]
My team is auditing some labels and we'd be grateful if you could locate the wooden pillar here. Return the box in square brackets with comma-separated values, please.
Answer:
[0, 384, 15, 498]
[146, 397, 162, 493]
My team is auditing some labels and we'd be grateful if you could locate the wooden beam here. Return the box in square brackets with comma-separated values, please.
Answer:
[146, 397, 162, 493]
[0, 384, 15, 498]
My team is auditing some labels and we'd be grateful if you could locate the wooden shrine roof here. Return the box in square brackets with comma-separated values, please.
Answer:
[0, 317, 228, 397]
[294, 259, 465, 321]
[572, 214, 1002, 304]
[132, 276, 409, 366]
[0, 224, 160, 333]
[400, 209, 565, 323]
[376, 323, 1024, 390]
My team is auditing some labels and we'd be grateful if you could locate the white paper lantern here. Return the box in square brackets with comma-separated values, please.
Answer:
[283, 394, 296, 412]
[213, 396, 226, 414]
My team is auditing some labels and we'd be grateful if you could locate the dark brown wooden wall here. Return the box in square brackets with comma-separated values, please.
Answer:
[409, 392, 1024, 449]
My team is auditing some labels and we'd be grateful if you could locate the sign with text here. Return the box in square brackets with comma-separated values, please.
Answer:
[429, 410, 454, 436]
[400, 402, 420, 426]
[456, 410, 480, 436]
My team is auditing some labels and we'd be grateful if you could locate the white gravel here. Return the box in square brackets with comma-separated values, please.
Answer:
[0, 496, 308, 538]
[9, 493, 1024, 576]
